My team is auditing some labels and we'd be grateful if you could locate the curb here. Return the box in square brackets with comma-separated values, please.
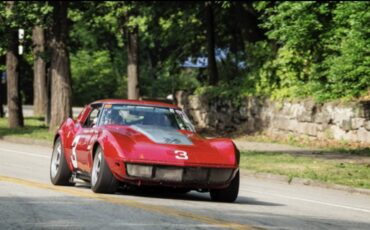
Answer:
[240, 170, 370, 197]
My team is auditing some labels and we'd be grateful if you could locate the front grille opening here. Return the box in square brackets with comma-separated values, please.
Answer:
[125, 163, 233, 184]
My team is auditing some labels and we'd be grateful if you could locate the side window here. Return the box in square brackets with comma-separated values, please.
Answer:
[83, 105, 101, 128]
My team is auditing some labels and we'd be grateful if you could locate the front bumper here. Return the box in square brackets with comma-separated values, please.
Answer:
[123, 163, 237, 188]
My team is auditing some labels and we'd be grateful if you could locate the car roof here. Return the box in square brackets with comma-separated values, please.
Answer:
[91, 99, 179, 109]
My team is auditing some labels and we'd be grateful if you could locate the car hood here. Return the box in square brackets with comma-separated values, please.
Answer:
[107, 125, 236, 167]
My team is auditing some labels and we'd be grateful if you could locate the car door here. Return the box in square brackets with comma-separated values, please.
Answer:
[72, 104, 102, 173]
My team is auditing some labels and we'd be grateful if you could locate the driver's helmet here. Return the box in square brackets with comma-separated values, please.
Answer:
[106, 109, 123, 125]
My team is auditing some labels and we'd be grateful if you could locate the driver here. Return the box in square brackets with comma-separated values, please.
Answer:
[107, 109, 123, 125]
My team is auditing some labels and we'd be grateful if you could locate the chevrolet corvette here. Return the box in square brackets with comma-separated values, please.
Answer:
[50, 99, 240, 202]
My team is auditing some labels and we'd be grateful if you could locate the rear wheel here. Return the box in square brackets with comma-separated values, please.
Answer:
[50, 138, 74, 186]
[210, 171, 239, 202]
[91, 146, 118, 193]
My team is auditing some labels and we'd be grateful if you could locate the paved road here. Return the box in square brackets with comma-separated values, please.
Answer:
[1, 140, 370, 229]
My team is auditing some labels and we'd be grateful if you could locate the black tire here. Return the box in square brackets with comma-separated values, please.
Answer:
[50, 138, 74, 186]
[210, 171, 239, 202]
[91, 146, 118, 194]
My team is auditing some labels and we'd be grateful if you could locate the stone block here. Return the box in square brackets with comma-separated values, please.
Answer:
[188, 95, 202, 110]
[332, 107, 354, 126]
[364, 121, 370, 131]
[356, 127, 370, 143]
[351, 118, 365, 130]
[314, 111, 331, 124]
[340, 119, 352, 132]
[189, 110, 206, 129]
[330, 125, 347, 141]
[295, 122, 318, 137]
[297, 100, 316, 122]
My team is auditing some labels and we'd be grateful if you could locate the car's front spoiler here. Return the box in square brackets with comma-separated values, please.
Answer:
[118, 164, 239, 189]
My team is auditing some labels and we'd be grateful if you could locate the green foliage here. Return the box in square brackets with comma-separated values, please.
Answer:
[71, 50, 123, 106]
[190, 2, 369, 103]
[1, 1, 369, 105]
[247, 2, 369, 102]
[194, 80, 246, 106]
[324, 2, 370, 100]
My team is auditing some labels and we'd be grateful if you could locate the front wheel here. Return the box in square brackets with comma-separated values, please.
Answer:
[91, 146, 118, 194]
[210, 171, 239, 202]
[50, 138, 74, 186]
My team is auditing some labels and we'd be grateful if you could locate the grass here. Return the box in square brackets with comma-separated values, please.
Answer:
[239, 133, 370, 156]
[0, 117, 53, 141]
[240, 151, 370, 189]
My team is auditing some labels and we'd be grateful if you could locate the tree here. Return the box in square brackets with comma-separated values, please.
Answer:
[325, 2, 370, 99]
[49, 1, 72, 131]
[5, 1, 24, 128]
[205, 2, 218, 86]
[126, 20, 140, 100]
[122, 3, 141, 100]
[32, 25, 47, 116]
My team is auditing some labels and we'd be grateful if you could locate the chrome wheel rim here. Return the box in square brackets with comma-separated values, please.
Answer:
[51, 143, 61, 179]
[91, 152, 102, 186]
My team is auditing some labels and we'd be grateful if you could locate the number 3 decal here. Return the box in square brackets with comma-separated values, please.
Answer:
[174, 150, 188, 160]
[71, 135, 81, 168]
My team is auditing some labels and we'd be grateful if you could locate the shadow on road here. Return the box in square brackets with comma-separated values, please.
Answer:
[74, 181, 284, 206]
[236, 196, 284, 206]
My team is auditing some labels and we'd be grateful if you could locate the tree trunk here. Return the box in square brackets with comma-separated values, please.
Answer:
[127, 26, 140, 100]
[205, 2, 219, 86]
[45, 66, 51, 126]
[32, 26, 47, 117]
[49, 1, 72, 131]
[0, 74, 5, 118]
[6, 1, 24, 128]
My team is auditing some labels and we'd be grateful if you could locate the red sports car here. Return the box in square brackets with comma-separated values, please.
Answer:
[50, 99, 240, 202]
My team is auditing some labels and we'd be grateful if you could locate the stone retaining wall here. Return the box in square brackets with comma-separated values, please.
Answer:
[175, 91, 370, 144]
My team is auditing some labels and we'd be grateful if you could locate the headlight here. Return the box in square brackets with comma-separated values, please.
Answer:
[126, 164, 153, 178]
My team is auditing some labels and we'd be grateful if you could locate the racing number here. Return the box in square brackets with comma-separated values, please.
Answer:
[71, 135, 81, 168]
[174, 150, 188, 160]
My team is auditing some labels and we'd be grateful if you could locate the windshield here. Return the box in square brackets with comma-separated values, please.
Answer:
[98, 104, 195, 132]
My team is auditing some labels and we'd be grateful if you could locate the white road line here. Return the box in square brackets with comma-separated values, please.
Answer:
[0, 148, 49, 159]
[241, 188, 370, 213]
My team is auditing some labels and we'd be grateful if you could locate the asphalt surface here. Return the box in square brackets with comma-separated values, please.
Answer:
[1, 140, 370, 230]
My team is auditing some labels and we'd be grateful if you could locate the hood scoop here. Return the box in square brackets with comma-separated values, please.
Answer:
[131, 125, 193, 146]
